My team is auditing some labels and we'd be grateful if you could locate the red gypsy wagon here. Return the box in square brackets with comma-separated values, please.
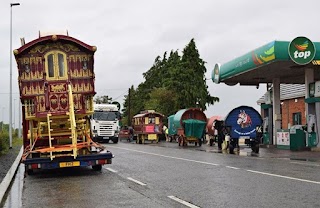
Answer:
[14, 32, 113, 174]
[132, 110, 164, 144]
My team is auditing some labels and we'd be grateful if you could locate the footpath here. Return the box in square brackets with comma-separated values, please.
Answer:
[0, 145, 23, 205]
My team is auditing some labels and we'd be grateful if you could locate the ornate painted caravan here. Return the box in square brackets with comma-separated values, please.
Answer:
[14, 32, 113, 173]
[132, 110, 164, 144]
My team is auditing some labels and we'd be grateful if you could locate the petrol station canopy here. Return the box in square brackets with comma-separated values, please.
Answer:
[212, 40, 320, 86]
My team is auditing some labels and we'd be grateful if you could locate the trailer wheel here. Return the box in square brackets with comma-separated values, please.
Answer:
[26, 169, 34, 175]
[210, 139, 214, 146]
[229, 143, 234, 154]
[252, 144, 260, 153]
[92, 165, 102, 171]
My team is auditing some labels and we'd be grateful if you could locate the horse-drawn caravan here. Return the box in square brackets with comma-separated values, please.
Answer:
[167, 114, 178, 142]
[224, 105, 263, 153]
[132, 110, 164, 144]
[173, 108, 207, 146]
[206, 115, 224, 146]
[15, 32, 113, 173]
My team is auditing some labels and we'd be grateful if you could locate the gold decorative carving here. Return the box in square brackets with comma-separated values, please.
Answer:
[52, 35, 58, 41]
[37, 96, 45, 112]
[29, 43, 80, 54]
[51, 98, 58, 105]
[60, 97, 67, 104]
[50, 84, 66, 93]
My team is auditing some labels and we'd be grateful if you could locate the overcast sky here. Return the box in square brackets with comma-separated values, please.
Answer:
[1, 0, 319, 124]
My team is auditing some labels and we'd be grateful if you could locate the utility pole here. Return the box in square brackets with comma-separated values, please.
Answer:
[9, 2, 20, 148]
[128, 87, 131, 126]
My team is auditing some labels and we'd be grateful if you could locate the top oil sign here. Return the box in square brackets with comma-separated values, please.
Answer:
[288, 36, 316, 65]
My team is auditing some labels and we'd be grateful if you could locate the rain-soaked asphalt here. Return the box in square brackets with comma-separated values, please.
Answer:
[5, 140, 320, 208]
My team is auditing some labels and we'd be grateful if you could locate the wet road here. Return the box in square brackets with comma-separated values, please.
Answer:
[9, 141, 320, 207]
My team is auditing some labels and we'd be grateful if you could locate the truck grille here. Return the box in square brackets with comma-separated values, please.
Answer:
[99, 124, 114, 136]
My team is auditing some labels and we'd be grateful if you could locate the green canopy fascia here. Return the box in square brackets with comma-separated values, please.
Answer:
[212, 40, 320, 83]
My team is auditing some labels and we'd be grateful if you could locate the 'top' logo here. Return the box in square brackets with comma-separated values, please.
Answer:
[289, 36, 315, 65]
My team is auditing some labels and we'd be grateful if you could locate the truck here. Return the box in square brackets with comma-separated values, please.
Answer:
[91, 103, 121, 143]
[14, 32, 113, 174]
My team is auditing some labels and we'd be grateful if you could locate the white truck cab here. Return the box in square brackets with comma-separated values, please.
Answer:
[91, 103, 121, 143]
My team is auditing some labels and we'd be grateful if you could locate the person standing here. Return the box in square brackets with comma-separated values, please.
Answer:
[163, 125, 169, 142]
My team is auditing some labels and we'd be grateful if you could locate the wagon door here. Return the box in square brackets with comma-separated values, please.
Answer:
[45, 50, 69, 112]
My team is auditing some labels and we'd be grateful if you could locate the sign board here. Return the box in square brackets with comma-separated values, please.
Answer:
[309, 82, 315, 97]
[212, 63, 221, 84]
[315, 80, 320, 97]
[264, 90, 272, 104]
[276, 130, 290, 146]
[288, 36, 315, 65]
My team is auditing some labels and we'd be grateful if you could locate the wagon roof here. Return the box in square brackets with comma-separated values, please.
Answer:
[133, 112, 164, 118]
[14, 34, 96, 56]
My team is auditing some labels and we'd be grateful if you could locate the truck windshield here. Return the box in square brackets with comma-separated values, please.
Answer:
[93, 111, 119, 121]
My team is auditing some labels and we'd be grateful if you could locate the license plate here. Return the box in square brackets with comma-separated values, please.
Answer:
[103, 137, 109, 139]
[59, 161, 80, 168]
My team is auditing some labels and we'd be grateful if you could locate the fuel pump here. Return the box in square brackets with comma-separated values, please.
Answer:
[307, 114, 317, 147]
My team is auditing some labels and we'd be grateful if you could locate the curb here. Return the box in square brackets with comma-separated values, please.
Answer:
[0, 146, 23, 204]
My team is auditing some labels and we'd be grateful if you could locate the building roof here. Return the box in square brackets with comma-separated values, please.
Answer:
[257, 84, 305, 104]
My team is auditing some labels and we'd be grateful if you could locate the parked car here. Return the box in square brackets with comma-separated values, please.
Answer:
[119, 126, 134, 141]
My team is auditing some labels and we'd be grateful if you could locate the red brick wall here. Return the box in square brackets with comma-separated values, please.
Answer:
[281, 97, 306, 129]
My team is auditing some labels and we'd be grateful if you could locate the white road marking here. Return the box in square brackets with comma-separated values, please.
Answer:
[168, 196, 200, 208]
[127, 177, 147, 186]
[107, 146, 220, 166]
[105, 168, 118, 173]
[290, 161, 320, 167]
[107, 146, 320, 185]
[226, 166, 240, 170]
[247, 170, 320, 185]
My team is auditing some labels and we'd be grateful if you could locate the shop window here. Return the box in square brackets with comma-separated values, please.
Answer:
[292, 112, 302, 125]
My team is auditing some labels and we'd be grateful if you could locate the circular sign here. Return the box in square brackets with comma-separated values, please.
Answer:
[212, 63, 221, 84]
[288, 36, 316, 65]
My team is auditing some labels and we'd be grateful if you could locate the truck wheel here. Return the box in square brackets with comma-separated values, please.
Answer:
[113, 137, 119, 144]
[92, 165, 102, 171]
[199, 139, 202, 147]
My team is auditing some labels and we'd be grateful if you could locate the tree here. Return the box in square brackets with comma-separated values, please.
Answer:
[179, 38, 219, 109]
[122, 38, 219, 119]
[144, 87, 177, 117]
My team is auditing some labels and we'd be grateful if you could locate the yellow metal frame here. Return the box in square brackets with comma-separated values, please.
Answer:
[21, 84, 106, 162]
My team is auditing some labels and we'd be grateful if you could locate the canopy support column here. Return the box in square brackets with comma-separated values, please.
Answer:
[272, 78, 281, 145]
